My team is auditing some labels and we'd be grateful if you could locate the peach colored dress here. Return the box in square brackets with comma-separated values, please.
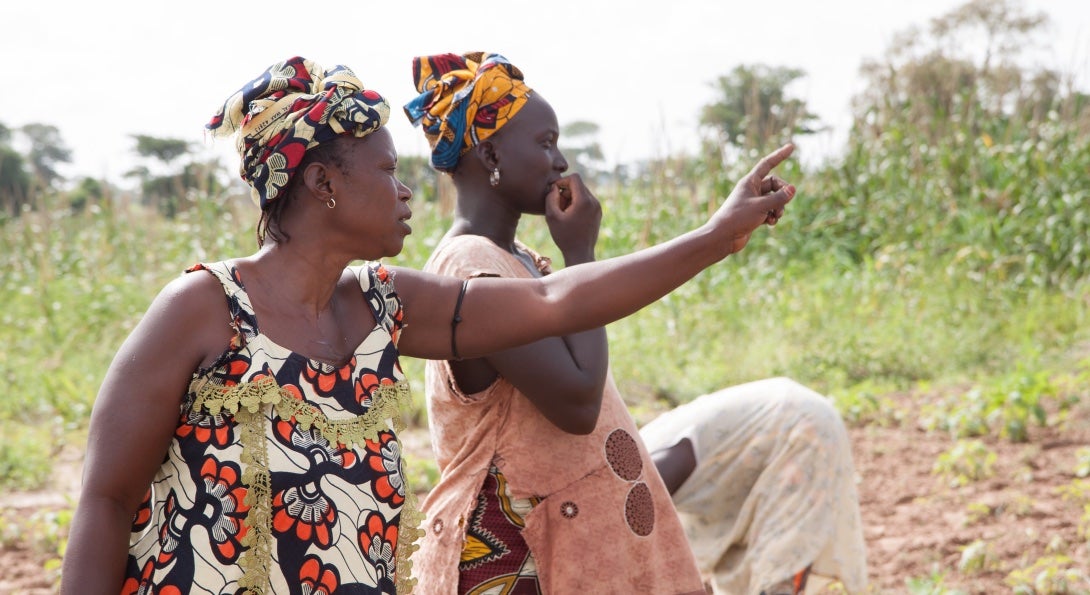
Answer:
[415, 235, 705, 595]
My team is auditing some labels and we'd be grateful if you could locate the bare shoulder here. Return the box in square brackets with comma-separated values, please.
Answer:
[152, 267, 231, 320]
[136, 266, 235, 368]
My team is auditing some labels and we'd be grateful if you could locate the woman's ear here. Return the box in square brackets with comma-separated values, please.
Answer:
[299, 161, 334, 202]
[474, 140, 500, 171]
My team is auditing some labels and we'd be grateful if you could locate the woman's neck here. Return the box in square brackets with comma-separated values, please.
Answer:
[246, 241, 347, 314]
[449, 192, 523, 253]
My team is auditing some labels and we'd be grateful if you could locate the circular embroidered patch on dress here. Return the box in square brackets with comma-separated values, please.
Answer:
[624, 482, 655, 536]
[560, 501, 579, 519]
[604, 428, 643, 481]
[431, 518, 444, 534]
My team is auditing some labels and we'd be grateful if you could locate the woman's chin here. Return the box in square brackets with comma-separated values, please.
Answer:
[385, 240, 406, 258]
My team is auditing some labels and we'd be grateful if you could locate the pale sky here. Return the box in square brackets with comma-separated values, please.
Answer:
[2, 0, 1087, 187]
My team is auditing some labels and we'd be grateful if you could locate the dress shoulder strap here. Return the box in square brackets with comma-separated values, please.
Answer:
[185, 261, 260, 341]
[352, 263, 405, 345]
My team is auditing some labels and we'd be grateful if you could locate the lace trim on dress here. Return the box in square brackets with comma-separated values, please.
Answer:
[191, 376, 423, 594]
[396, 479, 425, 593]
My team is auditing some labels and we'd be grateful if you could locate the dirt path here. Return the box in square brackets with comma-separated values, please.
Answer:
[4, 401, 1088, 594]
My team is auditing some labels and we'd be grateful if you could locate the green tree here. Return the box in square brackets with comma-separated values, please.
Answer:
[0, 147, 31, 216]
[67, 176, 107, 213]
[851, 0, 1063, 146]
[817, 0, 1090, 286]
[560, 120, 605, 181]
[132, 135, 190, 164]
[0, 122, 31, 216]
[699, 64, 820, 156]
[128, 134, 224, 217]
[845, 0, 1082, 207]
[20, 123, 72, 190]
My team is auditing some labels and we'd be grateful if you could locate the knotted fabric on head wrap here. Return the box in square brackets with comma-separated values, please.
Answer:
[207, 56, 390, 208]
[404, 52, 532, 172]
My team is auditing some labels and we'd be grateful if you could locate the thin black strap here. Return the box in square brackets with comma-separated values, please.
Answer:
[450, 279, 469, 361]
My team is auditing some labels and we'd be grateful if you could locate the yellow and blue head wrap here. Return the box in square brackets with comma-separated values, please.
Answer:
[207, 56, 390, 207]
[404, 52, 532, 172]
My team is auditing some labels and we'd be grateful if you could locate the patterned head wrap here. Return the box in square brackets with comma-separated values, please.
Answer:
[404, 52, 532, 172]
[207, 56, 390, 208]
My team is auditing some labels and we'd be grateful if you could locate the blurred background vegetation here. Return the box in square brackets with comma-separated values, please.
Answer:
[1, 5, 1089, 585]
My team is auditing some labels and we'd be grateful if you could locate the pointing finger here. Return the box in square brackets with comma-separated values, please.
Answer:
[749, 144, 795, 181]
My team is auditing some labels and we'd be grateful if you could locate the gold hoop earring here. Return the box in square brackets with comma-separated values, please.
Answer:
[489, 168, 501, 187]
[326, 196, 336, 209]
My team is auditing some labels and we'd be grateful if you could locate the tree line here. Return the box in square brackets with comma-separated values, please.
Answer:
[2, 0, 1086, 266]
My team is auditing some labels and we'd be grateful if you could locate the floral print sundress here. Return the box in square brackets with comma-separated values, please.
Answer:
[122, 261, 421, 594]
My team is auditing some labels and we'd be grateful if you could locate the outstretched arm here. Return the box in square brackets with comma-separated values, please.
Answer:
[395, 144, 797, 361]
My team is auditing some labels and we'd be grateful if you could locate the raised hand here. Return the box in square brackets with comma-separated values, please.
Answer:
[710, 144, 797, 255]
[546, 173, 602, 265]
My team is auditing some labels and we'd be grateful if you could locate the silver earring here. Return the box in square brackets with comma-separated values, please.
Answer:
[326, 196, 336, 209]
[489, 168, 501, 187]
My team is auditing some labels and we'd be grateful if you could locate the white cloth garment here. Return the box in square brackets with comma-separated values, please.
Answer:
[639, 377, 868, 595]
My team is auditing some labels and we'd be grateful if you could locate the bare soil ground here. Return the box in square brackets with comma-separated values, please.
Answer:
[853, 403, 1090, 594]
[3, 396, 1088, 594]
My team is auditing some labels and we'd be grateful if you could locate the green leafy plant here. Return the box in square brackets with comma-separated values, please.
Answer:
[1057, 479, 1090, 542]
[0, 421, 54, 490]
[920, 370, 1056, 442]
[964, 501, 993, 525]
[1075, 448, 1090, 479]
[0, 506, 72, 587]
[829, 380, 904, 427]
[1006, 555, 1090, 594]
[906, 565, 968, 595]
[933, 440, 997, 487]
[1009, 492, 1037, 517]
[958, 539, 997, 574]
